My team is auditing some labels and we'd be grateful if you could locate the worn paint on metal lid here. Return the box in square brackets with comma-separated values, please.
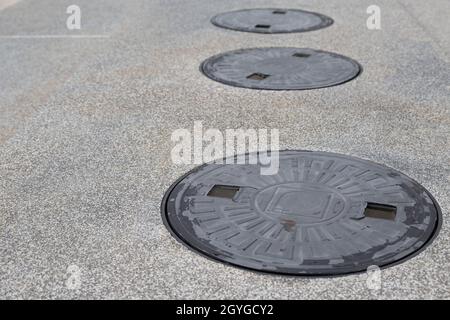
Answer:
[161, 151, 441, 276]
[201, 48, 362, 90]
[211, 8, 333, 34]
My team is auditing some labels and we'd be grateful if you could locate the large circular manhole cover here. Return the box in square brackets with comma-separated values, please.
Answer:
[211, 8, 333, 34]
[161, 151, 441, 276]
[201, 48, 361, 90]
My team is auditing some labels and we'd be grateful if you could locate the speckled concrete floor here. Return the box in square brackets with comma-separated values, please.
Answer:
[0, 0, 449, 299]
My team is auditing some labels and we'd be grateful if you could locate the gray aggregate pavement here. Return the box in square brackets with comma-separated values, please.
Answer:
[0, 0, 449, 299]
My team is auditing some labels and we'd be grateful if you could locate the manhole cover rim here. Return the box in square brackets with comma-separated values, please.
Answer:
[200, 47, 363, 91]
[211, 8, 334, 34]
[161, 150, 442, 277]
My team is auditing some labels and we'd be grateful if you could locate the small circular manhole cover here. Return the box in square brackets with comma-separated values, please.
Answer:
[200, 48, 362, 90]
[211, 8, 333, 34]
[161, 151, 441, 276]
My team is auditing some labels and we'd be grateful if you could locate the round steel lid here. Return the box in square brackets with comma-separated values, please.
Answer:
[200, 48, 362, 90]
[211, 8, 333, 34]
[161, 151, 441, 276]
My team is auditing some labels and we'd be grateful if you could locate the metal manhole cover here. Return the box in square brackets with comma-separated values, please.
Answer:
[211, 8, 333, 34]
[161, 151, 441, 276]
[200, 48, 362, 90]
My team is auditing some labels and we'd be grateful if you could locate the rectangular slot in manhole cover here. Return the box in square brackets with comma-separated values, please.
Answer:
[293, 53, 311, 58]
[247, 72, 271, 80]
[255, 24, 271, 29]
[207, 185, 240, 199]
[272, 10, 287, 14]
[364, 203, 397, 220]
